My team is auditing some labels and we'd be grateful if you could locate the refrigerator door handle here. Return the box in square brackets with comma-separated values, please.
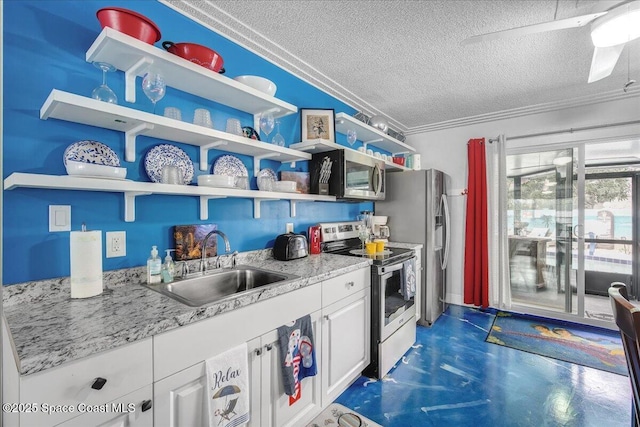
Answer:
[441, 194, 451, 270]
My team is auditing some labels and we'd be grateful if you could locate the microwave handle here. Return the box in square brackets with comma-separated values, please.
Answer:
[373, 164, 383, 195]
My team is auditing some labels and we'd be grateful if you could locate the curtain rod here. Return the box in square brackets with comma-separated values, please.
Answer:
[506, 119, 640, 141]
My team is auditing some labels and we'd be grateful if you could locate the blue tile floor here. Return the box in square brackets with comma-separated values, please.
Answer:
[336, 305, 631, 427]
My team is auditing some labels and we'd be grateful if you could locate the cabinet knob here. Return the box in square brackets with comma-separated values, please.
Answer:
[141, 400, 152, 412]
[265, 344, 273, 351]
[255, 348, 262, 356]
[91, 377, 107, 390]
[346, 281, 355, 288]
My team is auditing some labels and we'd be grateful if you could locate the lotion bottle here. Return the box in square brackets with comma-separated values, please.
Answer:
[147, 246, 162, 284]
[161, 249, 176, 283]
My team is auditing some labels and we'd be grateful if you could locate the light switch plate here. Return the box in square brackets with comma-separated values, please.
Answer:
[49, 205, 71, 232]
[106, 231, 126, 258]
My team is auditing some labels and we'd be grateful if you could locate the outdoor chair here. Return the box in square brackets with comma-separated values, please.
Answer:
[608, 282, 640, 427]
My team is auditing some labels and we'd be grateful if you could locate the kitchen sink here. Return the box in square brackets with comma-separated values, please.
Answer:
[142, 265, 299, 307]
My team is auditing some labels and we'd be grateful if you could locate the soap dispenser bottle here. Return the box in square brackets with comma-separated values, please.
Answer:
[162, 249, 176, 283]
[147, 245, 162, 284]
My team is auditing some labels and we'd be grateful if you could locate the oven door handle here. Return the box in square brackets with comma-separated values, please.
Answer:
[380, 257, 415, 275]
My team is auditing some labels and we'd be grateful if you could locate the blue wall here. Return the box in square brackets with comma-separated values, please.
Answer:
[2, 0, 372, 284]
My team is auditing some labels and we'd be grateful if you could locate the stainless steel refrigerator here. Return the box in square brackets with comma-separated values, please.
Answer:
[375, 169, 451, 326]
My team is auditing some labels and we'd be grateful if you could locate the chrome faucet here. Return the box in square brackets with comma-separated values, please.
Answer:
[200, 230, 231, 273]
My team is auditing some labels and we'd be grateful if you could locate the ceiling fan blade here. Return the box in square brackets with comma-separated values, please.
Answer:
[587, 44, 625, 83]
[461, 12, 606, 45]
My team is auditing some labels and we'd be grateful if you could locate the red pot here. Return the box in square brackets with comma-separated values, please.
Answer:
[162, 41, 225, 74]
[96, 7, 161, 44]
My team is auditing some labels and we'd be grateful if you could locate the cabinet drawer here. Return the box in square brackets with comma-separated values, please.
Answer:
[20, 339, 152, 427]
[322, 267, 369, 307]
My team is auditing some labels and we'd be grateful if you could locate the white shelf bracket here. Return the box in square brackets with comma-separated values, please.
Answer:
[124, 123, 155, 162]
[124, 57, 152, 103]
[123, 191, 151, 222]
[290, 200, 297, 217]
[199, 195, 227, 220]
[253, 153, 282, 176]
[199, 141, 230, 171]
[363, 138, 384, 147]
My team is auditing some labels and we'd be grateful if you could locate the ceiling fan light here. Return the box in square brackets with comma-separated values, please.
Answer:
[553, 156, 573, 166]
[590, 3, 640, 47]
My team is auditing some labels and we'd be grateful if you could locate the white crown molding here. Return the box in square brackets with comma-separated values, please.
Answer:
[405, 87, 640, 135]
[158, 0, 640, 136]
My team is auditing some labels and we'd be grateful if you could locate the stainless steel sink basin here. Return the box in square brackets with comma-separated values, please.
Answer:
[142, 265, 299, 307]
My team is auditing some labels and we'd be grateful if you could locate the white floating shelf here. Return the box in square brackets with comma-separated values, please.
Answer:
[4, 173, 336, 221]
[335, 112, 415, 154]
[86, 28, 297, 118]
[40, 90, 311, 175]
[289, 139, 344, 154]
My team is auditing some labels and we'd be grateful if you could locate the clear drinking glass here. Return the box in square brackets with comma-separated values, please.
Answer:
[91, 62, 118, 104]
[272, 120, 285, 146]
[346, 129, 357, 146]
[141, 70, 166, 114]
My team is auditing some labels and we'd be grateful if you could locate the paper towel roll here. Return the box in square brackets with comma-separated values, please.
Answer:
[70, 230, 103, 299]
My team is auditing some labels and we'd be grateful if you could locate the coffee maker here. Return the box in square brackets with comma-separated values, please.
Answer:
[372, 216, 390, 242]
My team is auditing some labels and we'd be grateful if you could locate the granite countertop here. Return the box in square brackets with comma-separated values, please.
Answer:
[3, 250, 371, 376]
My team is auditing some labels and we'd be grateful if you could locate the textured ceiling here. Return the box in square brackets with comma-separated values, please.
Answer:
[162, 0, 640, 133]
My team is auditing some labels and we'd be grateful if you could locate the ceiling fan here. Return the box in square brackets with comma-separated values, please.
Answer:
[462, 0, 640, 83]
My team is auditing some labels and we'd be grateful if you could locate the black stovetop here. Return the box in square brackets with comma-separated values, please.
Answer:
[322, 238, 414, 266]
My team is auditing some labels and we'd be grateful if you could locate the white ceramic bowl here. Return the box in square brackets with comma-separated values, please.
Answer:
[273, 181, 297, 193]
[65, 161, 127, 180]
[197, 174, 236, 188]
[233, 75, 277, 96]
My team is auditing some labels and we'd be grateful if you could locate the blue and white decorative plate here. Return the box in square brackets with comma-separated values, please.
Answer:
[144, 144, 194, 184]
[212, 155, 248, 177]
[257, 168, 277, 181]
[63, 140, 120, 167]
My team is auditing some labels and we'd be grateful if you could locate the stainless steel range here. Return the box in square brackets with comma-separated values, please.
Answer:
[320, 221, 417, 378]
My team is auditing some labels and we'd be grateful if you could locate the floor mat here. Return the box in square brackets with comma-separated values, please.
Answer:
[307, 403, 382, 427]
[486, 311, 627, 376]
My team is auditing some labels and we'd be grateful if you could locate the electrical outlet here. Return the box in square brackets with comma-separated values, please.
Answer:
[106, 231, 126, 258]
[286, 223, 294, 233]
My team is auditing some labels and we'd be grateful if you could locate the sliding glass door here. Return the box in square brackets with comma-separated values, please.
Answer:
[505, 140, 639, 325]
[506, 147, 580, 315]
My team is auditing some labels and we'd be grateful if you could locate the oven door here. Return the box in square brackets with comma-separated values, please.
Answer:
[377, 257, 417, 342]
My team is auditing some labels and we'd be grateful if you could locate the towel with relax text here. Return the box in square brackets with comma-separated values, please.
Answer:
[401, 257, 417, 300]
[277, 314, 317, 405]
[205, 342, 250, 427]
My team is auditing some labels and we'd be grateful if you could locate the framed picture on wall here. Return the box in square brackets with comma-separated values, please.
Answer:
[300, 108, 335, 142]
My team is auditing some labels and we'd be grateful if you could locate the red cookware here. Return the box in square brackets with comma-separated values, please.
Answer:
[308, 225, 322, 255]
[96, 7, 161, 44]
[162, 41, 225, 74]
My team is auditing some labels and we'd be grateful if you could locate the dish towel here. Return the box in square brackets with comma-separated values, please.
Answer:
[205, 342, 250, 427]
[401, 258, 417, 301]
[277, 314, 317, 406]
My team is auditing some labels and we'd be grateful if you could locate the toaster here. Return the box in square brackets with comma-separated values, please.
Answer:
[273, 233, 308, 261]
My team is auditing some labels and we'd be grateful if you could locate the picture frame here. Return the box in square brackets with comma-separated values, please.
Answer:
[300, 108, 335, 143]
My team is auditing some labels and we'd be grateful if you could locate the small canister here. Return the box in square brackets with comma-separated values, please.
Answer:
[308, 225, 322, 255]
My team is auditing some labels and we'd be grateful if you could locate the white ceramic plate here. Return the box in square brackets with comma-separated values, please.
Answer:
[257, 168, 277, 181]
[63, 140, 120, 167]
[212, 155, 248, 177]
[65, 161, 127, 180]
[144, 144, 194, 184]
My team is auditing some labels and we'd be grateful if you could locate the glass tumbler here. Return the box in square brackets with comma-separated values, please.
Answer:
[193, 108, 213, 128]
[225, 118, 243, 136]
[161, 165, 181, 185]
[163, 107, 182, 121]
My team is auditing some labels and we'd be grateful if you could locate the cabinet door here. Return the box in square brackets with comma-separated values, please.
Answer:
[261, 311, 322, 427]
[321, 289, 370, 406]
[153, 363, 208, 427]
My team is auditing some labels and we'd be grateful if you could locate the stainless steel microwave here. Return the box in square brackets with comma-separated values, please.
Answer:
[310, 149, 385, 201]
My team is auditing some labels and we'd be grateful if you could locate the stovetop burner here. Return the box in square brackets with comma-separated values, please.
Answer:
[322, 237, 414, 266]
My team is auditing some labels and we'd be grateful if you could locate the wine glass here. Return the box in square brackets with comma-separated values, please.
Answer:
[272, 120, 285, 146]
[141, 69, 166, 114]
[91, 62, 118, 104]
[259, 112, 275, 140]
[346, 129, 357, 146]
[357, 224, 369, 253]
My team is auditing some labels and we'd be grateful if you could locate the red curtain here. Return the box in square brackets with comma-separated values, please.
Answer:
[464, 138, 489, 307]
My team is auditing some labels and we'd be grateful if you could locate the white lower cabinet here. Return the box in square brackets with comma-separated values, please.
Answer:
[321, 287, 370, 407]
[250, 310, 322, 427]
